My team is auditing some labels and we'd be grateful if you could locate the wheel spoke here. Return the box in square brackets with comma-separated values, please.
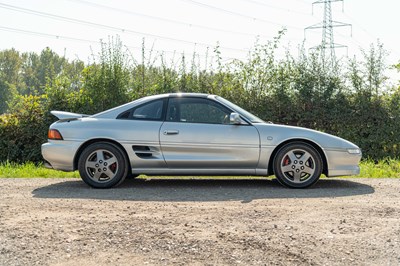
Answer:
[293, 171, 301, 182]
[105, 157, 117, 165]
[96, 151, 105, 162]
[104, 168, 116, 178]
[299, 151, 312, 163]
[93, 170, 102, 180]
[287, 151, 298, 162]
[281, 165, 293, 173]
[303, 165, 315, 175]
[86, 161, 97, 169]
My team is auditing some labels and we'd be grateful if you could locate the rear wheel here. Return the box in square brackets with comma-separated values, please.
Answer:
[273, 142, 323, 188]
[78, 142, 128, 188]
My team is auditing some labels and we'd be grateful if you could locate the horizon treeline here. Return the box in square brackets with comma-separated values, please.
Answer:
[0, 35, 400, 163]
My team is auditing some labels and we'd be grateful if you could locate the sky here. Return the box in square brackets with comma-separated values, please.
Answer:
[0, 0, 399, 80]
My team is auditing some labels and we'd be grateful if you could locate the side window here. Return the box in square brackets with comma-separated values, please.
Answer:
[117, 99, 164, 121]
[167, 98, 231, 124]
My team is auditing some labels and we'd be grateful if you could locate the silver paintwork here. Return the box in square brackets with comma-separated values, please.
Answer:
[159, 122, 260, 169]
[50, 110, 88, 120]
[41, 93, 361, 178]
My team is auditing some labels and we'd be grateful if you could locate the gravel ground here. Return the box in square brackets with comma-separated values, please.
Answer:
[0, 177, 399, 266]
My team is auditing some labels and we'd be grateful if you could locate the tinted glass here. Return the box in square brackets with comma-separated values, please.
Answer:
[118, 100, 165, 120]
[167, 98, 231, 124]
[216, 96, 264, 123]
[132, 99, 164, 120]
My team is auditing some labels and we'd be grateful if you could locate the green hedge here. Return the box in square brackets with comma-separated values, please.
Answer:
[0, 95, 48, 162]
[0, 39, 399, 163]
[1, 86, 399, 163]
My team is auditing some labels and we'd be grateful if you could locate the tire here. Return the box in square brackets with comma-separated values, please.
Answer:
[78, 142, 129, 188]
[273, 142, 323, 188]
[126, 174, 139, 179]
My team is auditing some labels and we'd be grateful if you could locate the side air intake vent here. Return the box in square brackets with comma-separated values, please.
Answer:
[132, 146, 158, 158]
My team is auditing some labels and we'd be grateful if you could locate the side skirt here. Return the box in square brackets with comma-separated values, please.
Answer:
[131, 168, 268, 176]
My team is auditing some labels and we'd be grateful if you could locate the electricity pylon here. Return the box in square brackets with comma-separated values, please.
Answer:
[305, 0, 352, 68]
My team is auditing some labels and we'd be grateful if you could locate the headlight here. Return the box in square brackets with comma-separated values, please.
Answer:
[347, 148, 361, 154]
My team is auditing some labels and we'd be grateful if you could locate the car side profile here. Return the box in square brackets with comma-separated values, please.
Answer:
[41, 93, 361, 188]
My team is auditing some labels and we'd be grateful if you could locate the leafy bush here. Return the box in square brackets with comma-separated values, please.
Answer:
[0, 95, 47, 162]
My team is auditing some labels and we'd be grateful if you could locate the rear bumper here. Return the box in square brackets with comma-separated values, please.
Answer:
[43, 160, 53, 169]
[41, 140, 82, 172]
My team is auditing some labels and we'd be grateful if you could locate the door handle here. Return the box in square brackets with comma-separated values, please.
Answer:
[163, 130, 179, 135]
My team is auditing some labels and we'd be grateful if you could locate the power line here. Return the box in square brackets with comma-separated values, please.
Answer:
[342, 12, 376, 41]
[239, 0, 311, 16]
[0, 25, 100, 44]
[67, 0, 278, 39]
[0, 25, 246, 62]
[0, 2, 249, 53]
[179, 0, 304, 30]
[340, 11, 400, 59]
[295, 0, 314, 6]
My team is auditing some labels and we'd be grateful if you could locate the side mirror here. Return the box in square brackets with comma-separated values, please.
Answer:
[229, 112, 241, 125]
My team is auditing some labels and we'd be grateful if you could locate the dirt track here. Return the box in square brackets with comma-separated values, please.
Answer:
[0, 178, 399, 266]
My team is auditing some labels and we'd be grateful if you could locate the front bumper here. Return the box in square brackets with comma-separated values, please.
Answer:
[325, 149, 362, 177]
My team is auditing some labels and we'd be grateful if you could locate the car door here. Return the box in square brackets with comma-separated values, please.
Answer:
[159, 96, 260, 171]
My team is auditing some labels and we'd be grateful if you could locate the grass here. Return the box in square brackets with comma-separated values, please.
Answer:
[0, 160, 399, 179]
[0, 161, 79, 178]
[357, 159, 400, 178]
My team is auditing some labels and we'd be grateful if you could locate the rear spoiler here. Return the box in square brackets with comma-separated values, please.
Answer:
[51, 111, 90, 120]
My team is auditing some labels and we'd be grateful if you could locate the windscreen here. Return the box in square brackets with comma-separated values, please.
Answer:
[215, 96, 264, 123]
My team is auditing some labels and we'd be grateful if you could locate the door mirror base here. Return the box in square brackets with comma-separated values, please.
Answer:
[230, 112, 241, 125]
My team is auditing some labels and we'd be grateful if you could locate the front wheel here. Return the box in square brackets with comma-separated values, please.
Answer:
[78, 142, 129, 188]
[273, 142, 323, 188]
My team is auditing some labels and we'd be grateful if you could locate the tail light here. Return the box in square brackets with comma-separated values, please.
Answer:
[48, 129, 63, 140]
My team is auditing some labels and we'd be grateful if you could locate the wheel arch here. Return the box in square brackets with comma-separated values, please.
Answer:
[73, 138, 131, 171]
[268, 138, 328, 176]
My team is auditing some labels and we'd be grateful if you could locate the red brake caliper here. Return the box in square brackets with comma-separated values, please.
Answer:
[283, 156, 290, 166]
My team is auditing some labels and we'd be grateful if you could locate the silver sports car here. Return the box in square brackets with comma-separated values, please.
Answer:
[42, 93, 361, 188]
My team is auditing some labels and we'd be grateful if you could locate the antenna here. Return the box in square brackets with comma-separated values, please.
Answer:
[305, 0, 352, 67]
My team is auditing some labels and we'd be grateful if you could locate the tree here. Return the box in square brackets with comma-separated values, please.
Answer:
[82, 37, 130, 113]
[0, 49, 23, 85]
[0, 49, 22, 113]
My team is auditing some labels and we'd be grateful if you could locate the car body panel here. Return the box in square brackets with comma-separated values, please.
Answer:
[45, 118, 167, 170]
[41, 93, 361, 179]
[160, 122, 260, 170]
[253, 123, 361, 176]
[42, 140, 81, 171]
